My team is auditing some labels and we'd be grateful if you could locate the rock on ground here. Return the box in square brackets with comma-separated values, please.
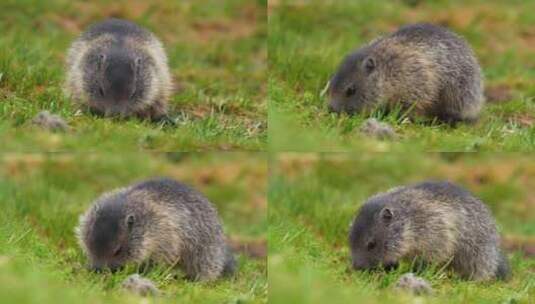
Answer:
[360, 118, 397, 140]
[394, 273, 433, 295]
[31, 111, 69, 132]
[121, 274, 160, 297]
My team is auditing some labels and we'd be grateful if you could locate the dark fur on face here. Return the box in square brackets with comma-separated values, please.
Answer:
[82, 46, 151, 117]
[348, 195, 405, 271]
[79, 191, 144, 271]
[328, 46, 382, 115]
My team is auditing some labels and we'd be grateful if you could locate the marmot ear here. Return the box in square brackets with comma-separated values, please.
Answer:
[363, 57, 376, 73]
[97, 54, 106, 69]
[133, 57, 142, 74]
[126, 214, 135, 231]
[381, 208, 393, 221]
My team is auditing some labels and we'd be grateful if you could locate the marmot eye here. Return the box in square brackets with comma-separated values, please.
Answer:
[98, 87, 105, 98]
[367, 240, 376, 251]
[345, 85, 356, 97]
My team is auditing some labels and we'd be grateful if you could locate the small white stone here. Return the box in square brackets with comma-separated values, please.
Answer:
[32, 111, 69, 132]
[121, 274, 160, 297]
[394, 272, 433, 295]
[360, 118, 397, 140]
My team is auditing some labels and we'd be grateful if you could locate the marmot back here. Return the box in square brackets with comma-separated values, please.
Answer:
[76, 178, 235, 282]
[329, 23, 484, 123]
[65, 18, 172, 121]
[348, 181, 509, 281]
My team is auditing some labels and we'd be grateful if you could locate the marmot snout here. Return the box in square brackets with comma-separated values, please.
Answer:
[65, 18, 172, 121]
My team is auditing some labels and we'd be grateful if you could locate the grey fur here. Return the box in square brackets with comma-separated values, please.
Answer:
[329, 23, 484, 123]
[348, 181, 510, 281]
[65, 18, 172, 121]
[76, 178, 235, 282]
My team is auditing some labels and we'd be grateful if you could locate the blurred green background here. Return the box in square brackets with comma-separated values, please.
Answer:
[0, 152, 267, 303]
[269, 0, 535, 152]
[269, 152, 534, 303]
[0, 0, 266, 151]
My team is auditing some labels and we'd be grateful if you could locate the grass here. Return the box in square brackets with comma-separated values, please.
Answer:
[0, 152, 267, 303]
[268, 152, 535, 304]
[269, 0, 535, 152]
[0, 0, 267, 151]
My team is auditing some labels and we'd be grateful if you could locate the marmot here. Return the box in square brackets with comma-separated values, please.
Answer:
[348, 181, 510, 281]
[328, 23, 484, 123]
[76, 178, 235, 281]
[65, 18, 173, 121]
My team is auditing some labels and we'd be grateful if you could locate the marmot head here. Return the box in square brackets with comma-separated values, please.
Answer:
[82, 45, 153, 117]
[328, 46, 383, 115]
[76, 189, 151, 271]
[348, 196, 405, 271]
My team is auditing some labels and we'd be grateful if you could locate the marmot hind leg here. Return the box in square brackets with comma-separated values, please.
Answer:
[436, 77, 483, 124]
[496, 251, 511, 281]
[452, 244, 499, 281]
[221, 245, 236, 277]
[137, 100, 174, 124]
[182, 247, 227, 282]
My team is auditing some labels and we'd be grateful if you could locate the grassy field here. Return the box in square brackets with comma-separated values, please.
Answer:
[0, 152, 267, 303]
[269, 0, 535, 152]
[0, 0, 266, 151]
[269, 153, 535, 304]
